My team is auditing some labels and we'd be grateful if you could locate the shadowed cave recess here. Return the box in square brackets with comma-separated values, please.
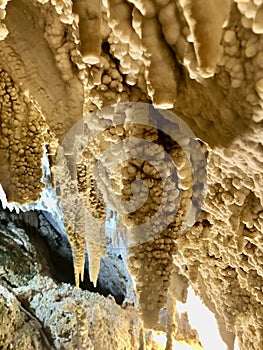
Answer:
[0, 205, 129, 305]
[0, 0, 263, 349]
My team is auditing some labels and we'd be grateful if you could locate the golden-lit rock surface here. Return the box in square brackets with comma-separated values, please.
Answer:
[0, 1, 262, 349]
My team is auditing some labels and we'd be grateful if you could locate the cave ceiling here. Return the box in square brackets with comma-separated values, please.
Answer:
[0, 1, 263, 349]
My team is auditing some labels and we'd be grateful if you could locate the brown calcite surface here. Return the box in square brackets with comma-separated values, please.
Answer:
[0, 1, 262, 349]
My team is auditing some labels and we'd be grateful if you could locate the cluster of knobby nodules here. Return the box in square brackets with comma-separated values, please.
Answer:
[74, 121, 193, 327]
[0, 69, 46, 203]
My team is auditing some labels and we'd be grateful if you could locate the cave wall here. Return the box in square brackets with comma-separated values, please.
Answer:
[0, 1, 263, 349]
